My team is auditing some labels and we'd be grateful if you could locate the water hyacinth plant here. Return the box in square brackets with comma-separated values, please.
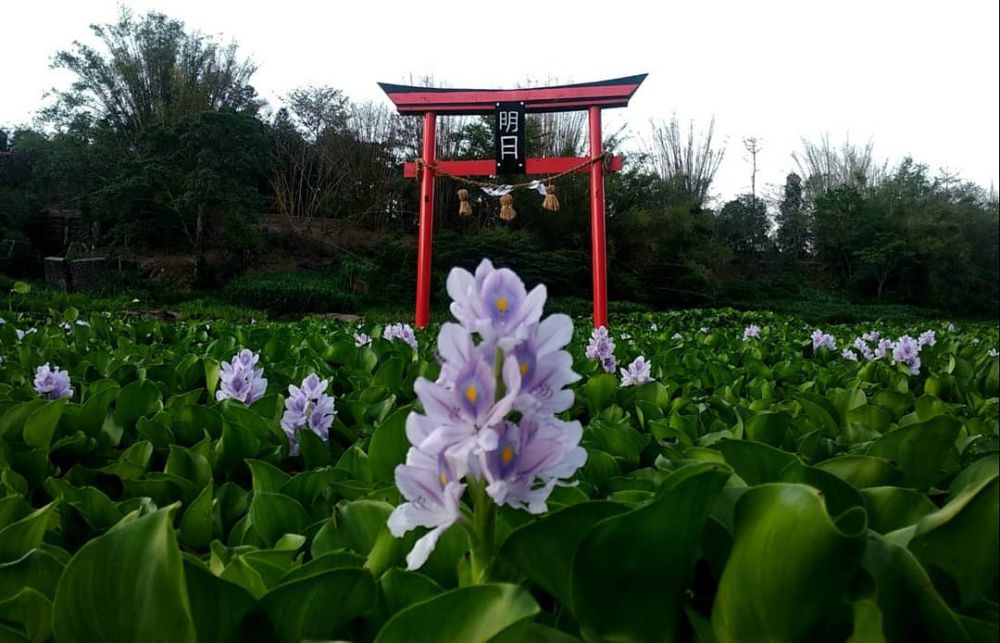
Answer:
[33, 363, 73, 399]
[216, 349, 268, 405]
[388, 259, 586, 576]
[743, 324, 761, 341]
[620, 356, 653, 386]
[811, 329, 837, 352]
[585, 326, 617, 373]
[383, 323, 418, 350]
[280, 373, 336, 455]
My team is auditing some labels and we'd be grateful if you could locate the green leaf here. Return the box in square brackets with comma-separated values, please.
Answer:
[711, 484, 867, 643]
[374, 583, 539, 643]
[744, 411, 791, 447]
[0, 502, 58, 564]
[261, 568, 376, 643]
[0, 549, 65, 600]
[500, 501, 629, 609]
[815, 455, 900, 489]
[11, 281, 30, 294]
[179, 482, 214, 549]
[867, 416, 961, 490]
[51, 507, 197, 643]
[248, 492, 308, 548]
[23, 400, 66, 449]
[114, 379, 164, 430]
[378, 567, 442, 616]
[861, 486, 937, 533]
[584, 374, 619, 414]
[862, 536, 969, 643]
[183, 560, 259, 643]
[246, 459, 291, 493]
[715, 439, 798, 485]
[0, 588, 51, 642]
[573, 465, 730, 643]
[369, 407, 410, 482]
[906, 475, 999, 607]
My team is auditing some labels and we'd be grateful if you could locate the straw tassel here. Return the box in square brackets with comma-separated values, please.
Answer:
[457, 189, 472, 216]
[542, 184, 560, 211]
[499, 194, 517, 221]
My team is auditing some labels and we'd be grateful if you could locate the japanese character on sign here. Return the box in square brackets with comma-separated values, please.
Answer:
[494, 101, 526, 175]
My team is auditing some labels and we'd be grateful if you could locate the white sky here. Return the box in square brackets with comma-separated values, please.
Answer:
[2, 0, 998, 203]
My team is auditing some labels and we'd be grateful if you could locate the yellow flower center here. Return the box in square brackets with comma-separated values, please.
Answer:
[496, 297, 509, 313]
[439, 472, 448, 486]
[465, 385, 478, 404]
[501, 446, 515, 465]
[519, 361, 530, 377]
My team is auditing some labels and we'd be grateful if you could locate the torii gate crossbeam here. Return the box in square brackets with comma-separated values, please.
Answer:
[379, 74, 647, 329]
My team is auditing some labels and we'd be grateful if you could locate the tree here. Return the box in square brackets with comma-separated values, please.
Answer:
[285, 86, 350, 142]
[716, 194, 772, 258]
[47, 9, 260, 142]
[647, 116, 725, 206]
[776, 173, 811, 258]
[793, 135, 886, 202]
[743, 136, 763, 200]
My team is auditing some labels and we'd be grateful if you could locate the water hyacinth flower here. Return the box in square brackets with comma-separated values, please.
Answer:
[216, 349, 268, 405]
[892, 336, 922, 375]
[620, 356, 653, 387]
[811, 330, 837, 352]
[34, 363, 73, 399]
[383, 323, 418, 350]
[852, 337, 875, 361]
[989, 348, 999, 358]
[947, 323, 956, 332]
[650, 323, 659, 332]
[388, 448, 466, 570]
[672, 332, 683, 340]
[841, 349, 859, 362]
[918, 330, 936, 347]
[281, 373, 335, 455]
[743, 324, 761, 341]
[446, 259, 546, 350]
[16, 328, 37, 341]
[585, 326, 617, 373]
[354, 332, 372, 347]
[874, 339, 893, 360]
[391, 259, 586, 571]
[862, 330, 880, 343]
[481, 414, 586, 513]
[700, 327, 710, 334]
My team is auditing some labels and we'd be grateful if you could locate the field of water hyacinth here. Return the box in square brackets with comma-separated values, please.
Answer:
[0, 261, 998, 643]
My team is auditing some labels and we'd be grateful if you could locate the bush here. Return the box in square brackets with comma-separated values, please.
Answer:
[224, 271, 359, 314]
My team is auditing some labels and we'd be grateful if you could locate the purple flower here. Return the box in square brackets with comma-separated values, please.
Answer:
[510, 315, 580, 415]
[281, 373, 335, 456]
[388, 447, 466, 570]
[811, 330, 837, 352]
[354, 332, 372, 347]
[841, 349, 859, 362]
[743, 324, 761, 341]
[918, 330, 936, 347]
[853, 337, 875, 360]
[585, 326, 617, 373]
[873, 339, 893, 360]
[989, 348, 999, 358]
[700, 327, 710, 334]
[391, 260, 586, 569]
[671, 332, 683, 340]
[383, 323, 418, 350]
[947, 323, 956, 332]
[892, 336, 922, 374]
[480, 414, 586, 514]
[446, 259, 546, 350]
[216, 349, 268, 405]
[16, 327, 37, 341]
[620, 356, 653, 387]
[862, 330, 880, 343]
[34, 363, 73, 399]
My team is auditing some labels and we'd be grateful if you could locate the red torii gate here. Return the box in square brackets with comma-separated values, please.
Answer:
[378, 74, 647, 328]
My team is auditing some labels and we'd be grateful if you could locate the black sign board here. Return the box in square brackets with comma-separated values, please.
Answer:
[494, 101, 526, 175]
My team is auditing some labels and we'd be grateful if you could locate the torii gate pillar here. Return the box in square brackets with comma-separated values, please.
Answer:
[381, 75, 647, 329]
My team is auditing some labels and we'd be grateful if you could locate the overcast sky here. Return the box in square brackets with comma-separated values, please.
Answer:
[2, 0, 997, 203]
